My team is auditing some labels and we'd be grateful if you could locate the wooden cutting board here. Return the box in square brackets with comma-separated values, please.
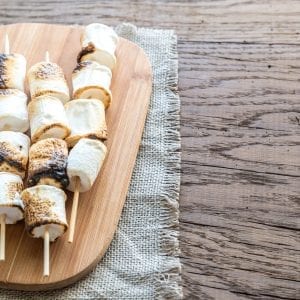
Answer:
[0, 23, 152, 291]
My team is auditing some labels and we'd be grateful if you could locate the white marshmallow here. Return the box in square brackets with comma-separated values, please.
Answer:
[0, 89, 29, 132]
[65, 99, 107, 147]
[0, 172, 24, 224]
[78, 23, 119, 70]
[0, 53, 26, 91]
[27, 61, 70, 104]
[28, 138, 69, 189]
[0, 131, 30, 178]
[72, 61, 112, 108]
[28, 96, 70, 143]
[22, 185, 68, 242]
[67, 138, 107, 192]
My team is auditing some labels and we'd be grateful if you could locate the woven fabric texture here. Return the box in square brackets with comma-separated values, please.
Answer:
[0, 23, 182, 300]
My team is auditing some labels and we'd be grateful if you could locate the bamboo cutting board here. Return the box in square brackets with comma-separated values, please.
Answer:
[0, 23, 152, 291]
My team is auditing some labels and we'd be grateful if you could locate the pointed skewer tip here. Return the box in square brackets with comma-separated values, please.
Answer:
[45, 51, 50, 63]
[4, 34, 9, 55]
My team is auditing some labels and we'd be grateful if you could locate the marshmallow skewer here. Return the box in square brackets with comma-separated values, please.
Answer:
[25, 51, 69, 276]
[67, 24, 117, 242]
[43, 51, 50, 276]
[0, 36, 28, 260]
[0, 34, 9, 261]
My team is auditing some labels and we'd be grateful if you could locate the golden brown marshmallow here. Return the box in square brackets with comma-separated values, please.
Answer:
[22, 185, 68, 241]
[28, 138, 69, 189]
[0, 53, 26, 91]
[27, 61, 70, 104]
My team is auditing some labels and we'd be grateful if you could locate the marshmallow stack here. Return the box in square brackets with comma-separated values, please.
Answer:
[0, 37, 29, 261]
[66, 23, 118, 242]
[21, 53, 70, 274]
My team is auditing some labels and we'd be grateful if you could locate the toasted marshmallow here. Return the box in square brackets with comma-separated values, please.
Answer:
[28, 138, 69, 189]
[28, 95, 70, 143]
[22, 185, 68, 242]
[27, 61, 70, 104]
[0, 131, 30, 178]
[0, 53, 26, 91]
[0, 172, 24, 224]
[78, 23, 119, 70]
[72, 61, 112, 108]
[0, 89, 29, 132]
[65, 99, 107, 147]
[67, 138, 107, 192]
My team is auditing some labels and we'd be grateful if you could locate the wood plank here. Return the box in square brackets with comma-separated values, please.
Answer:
[0, 23, 152, 290]
[1, 1, 300, 43]
[178, 22, 300, 298]
[180, 41, 300, 176]
[180, 166, 300, 300]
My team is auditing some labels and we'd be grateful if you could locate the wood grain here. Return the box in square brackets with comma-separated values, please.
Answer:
[0, 23, 152, 290]
[1, 0, 300, 299]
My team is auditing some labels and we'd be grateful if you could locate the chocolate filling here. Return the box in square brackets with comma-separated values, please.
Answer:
[0, 144, 25, 173]
[73, 61, 93, 73]
[0, 154, 24, 172]
[28, 165, 69, 188]
[77, 42, 95, 62]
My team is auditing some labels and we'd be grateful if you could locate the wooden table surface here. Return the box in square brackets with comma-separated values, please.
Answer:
[1, 1, 299, 299]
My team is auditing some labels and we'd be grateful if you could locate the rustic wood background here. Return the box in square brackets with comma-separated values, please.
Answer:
[1, 1, 299, 299]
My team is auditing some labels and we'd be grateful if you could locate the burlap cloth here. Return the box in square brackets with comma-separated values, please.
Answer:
[0, 23, 182, 299]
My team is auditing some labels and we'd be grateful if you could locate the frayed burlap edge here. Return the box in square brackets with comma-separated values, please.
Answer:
[116, 23, 182, 299]
[154, 33, 182, 300]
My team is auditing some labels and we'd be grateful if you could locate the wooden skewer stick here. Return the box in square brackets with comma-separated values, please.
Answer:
[0, 34, 9, 261]
[41, 51, 51, 277]
[0, 214, 6, 261]
[68, 177, 80, 243]
[4, 33, 9, 54]
[45, 50, 50, 63]
[43, 228, 50, 276]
